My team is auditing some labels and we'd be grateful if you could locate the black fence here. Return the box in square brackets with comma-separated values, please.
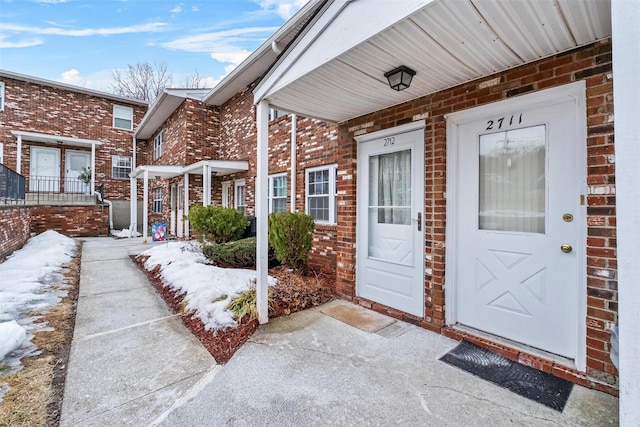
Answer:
[0, 164, 26, 204]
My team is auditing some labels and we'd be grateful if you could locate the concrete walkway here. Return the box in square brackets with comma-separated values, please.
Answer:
[60, 237, 217, 427]
[61, 237, 618, 426]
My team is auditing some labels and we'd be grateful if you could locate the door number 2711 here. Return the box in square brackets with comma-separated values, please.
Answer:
[486, 113, 523, 131]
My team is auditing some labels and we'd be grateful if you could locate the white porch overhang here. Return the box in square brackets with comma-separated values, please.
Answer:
[129, 160, 249, 242]
[254, 0, 611, 123]
[10, 130, 102, 192]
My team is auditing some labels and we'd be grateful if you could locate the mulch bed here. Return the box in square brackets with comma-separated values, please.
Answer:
[132, 257, 334, 364]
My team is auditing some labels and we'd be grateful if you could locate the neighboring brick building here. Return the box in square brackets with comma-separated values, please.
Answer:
[0, 69, 148, 231]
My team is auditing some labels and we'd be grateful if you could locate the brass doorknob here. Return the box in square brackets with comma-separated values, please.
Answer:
[560, 244, 572, 253]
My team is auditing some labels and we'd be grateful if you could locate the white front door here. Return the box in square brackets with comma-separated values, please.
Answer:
[65, 150, 91, 193]
[222, 181, 232, 208]
[448, 84, 586, 359]
[30, 147, 60, 192]
[357, 125, 425, 317]
[177, 184, 184, 237]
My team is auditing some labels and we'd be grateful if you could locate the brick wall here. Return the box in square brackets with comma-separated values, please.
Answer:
[0, 206, 32, 260]
[0, 75, 146, 200]
[30, 205, 110, 237]
[336, 40, 616, 390]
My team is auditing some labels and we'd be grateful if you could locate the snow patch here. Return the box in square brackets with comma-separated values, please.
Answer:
[0, 321, 27, 360]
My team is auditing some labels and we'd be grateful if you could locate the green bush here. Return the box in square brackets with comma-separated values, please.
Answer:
[202, 237, 278, 268]
[268, 212, 315, 272]
[187, 205, 248, 244]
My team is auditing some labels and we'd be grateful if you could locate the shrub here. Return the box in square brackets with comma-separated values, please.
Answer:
[268, 212, 315, 272]
[187, 205, 248, 244]
[226, 285, 273, 322]
[202, 237, 278, 268]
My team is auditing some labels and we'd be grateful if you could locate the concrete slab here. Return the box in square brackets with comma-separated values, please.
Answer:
[321, 300, 396, 333]
[60, 237, 217, 427]
[158, 301, 619, 427]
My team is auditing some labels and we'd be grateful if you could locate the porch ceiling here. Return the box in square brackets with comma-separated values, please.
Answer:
[130, 160, 249, 179]
[10, 130, 102, 148]
[255, 0, 611, 123]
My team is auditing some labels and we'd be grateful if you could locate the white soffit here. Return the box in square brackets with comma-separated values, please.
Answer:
[258, 0, 612, 123]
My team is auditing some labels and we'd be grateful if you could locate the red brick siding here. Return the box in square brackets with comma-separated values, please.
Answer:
[0, 76, 147, 200]
[338, 40, 616, 389]
[0, 206, 32, 260]
[30, 205, 109, 237]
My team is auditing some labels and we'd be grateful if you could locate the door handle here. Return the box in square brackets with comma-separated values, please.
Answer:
[416, 212, 422, 231]
[560, 244, 572, 253]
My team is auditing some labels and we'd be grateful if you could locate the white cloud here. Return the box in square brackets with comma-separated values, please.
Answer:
[170, 4, 183, 14]
[253, 0, 309, 19]
[2, 22, 167, 37]
[59, 69, 93, 88]
[32, 0, 69, 3]
[0, 35, 43, 48]
[162, 26, 277, 65]
[191, 5, 199, 12]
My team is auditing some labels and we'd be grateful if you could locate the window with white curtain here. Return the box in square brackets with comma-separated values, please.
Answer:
[306, 165, 337, 223]
[369, 150, 411, 225]
[235, 179, 246, 214]
[111, 155, 132, 179]
[478, 125, 546, 233]
[268, 174, 287, 213]
[113, 105, 133, 130]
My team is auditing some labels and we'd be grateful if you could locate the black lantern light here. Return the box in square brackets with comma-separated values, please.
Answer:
[384, 65, 416, 91]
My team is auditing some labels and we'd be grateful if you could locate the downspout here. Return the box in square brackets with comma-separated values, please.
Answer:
[290, 114, 297, 212]
[94, 190, 113, 232]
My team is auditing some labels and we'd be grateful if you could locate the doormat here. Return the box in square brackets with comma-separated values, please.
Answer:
[440, 340, 573, 411]
[320, 301, 396, 333]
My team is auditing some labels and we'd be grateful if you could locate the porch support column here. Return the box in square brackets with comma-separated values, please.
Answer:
[613, 1, 640, 424]
[130, 176, 137, 237]
[184, 173, 190, 239]
[203, 164, 210, 206]
[290, 114, 297, 212]
[142, 170, 149, 243]
[256, 100, 269, 324]
[16, 134, 22, 174]
[90, 143, 96, 194]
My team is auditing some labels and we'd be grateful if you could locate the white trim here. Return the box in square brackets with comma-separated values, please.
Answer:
[11, 130, 102, 147]
[234, 178, 246, 213]
[445, 82, 587, 370]
[305, 164, 337, 224]
[256, 100, 270, 324]
[153, 131, 163, 160]
[112, 155, 133, 179]
[221, 181, 232, 208]
[0, 142, 4, 164]
[355, 120, 426, 143]
[113, 104, 134, 130]
[152, 187, 163, 214]
[268, 172, 288, 213]
[0, 81, 5, 111]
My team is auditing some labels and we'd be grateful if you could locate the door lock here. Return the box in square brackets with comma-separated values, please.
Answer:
[560, 244, 573, 253]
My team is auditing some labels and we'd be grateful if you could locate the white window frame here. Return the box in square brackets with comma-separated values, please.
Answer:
[221, 181, 232, 208]
[111, 155, 132, 179]
[153, 187, 163, 213]
[153, 131, 163, 160]
[113, 105, 133, 130]
[0, 81, 5, 111]
[305, 164, 337, 224]
[235, 179, 246, 214]
[268, 173, 287, 213]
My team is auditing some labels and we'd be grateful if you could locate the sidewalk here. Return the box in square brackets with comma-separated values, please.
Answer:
[60, 237, 217, 427]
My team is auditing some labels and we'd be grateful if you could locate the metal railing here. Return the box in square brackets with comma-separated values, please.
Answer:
[0, 164, 26, 204]
[26, 175, 97, 205]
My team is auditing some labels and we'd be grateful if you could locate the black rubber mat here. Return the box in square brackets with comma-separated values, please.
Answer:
[440, 340, 573, 411]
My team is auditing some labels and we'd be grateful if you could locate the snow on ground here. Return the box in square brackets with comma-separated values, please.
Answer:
[141, 241, 276, 331]
[110, 228, 142, 238]
[0, 230, 77, 397]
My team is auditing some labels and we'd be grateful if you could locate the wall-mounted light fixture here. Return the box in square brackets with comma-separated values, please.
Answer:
[384, 65, 416, 91]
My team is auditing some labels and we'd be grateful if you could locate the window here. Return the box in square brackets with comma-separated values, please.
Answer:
[235, 179, 246, 214]
[306, 164, 337, 224]
[113, 105, 133, 130]
[0, 81, 4, 111]
[268, 174, 287, 213]
[153, 187, 163, 213]
[269, 108, 286, 121]
[111, 155, 132, 179]
[221, 181, 232, 208]
[153, 131, 163, 160]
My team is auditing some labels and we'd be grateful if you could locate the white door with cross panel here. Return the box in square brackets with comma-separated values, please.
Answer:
[357, 125, 425, 317]
[450, 84, 585, 359]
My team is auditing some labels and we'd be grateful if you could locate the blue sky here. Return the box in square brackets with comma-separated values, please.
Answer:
[0, 0, 307, 92]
